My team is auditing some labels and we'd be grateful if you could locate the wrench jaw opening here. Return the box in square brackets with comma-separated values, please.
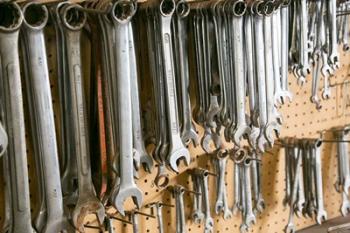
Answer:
[182, 126, 199, 148]
[232, 125, 251, 148]
[72, 197, 106, 232]
[140, 151, 154, 173]
[112, 187, 143, 217]
[284, 223, 296, 233]
[264, 122, 280, 146]
[341, 192, 350, 216]
[316, 210, 327, 225]
[168, 146, 191, 172]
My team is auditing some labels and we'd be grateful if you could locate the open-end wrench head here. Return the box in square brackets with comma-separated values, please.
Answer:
[182, 127, 199, 147]
[140, 153, 154, 173]
[344, 180, 350, 195]
[316, 210, 327, 225]
[168, 147, 190, 173]
[113, 186, 143, 216]
[255, 198, 266, 214]
[322, 88, 331, 100]
[72, 198, 105, 232]
[215, 201, 224, 214]
[310, 96, 322, 110]
[204, 217, 214, 233]
[257, 135, 268, 153]
[284, 223, 296, 233]
[239, 223, 248, 233]
[223, 208, 233, 220]
[192, 211, 205, 224]
[232, 125, 251, 147]
[264, 121, 281, 146]
[341, 199, 350, 216]
[245, 214, 256, 227]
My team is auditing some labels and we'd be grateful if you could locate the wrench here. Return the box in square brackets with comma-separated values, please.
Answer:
[253, 7, 269, 152]
[232, 160, 241, 215]
[251, 150, 265, 214]
[173, 185, 186, 233]
[341, 191, 350, 216]
[157, 0, 190, 172]
[312, 139, 327, 224]
[191, 171, 205, 223]
[231, 6, 251, 147]
[60, 4, 105, 230]
[214, 149, 232, 219]
[280, 5, 293, 103]
[130, 211, 139, 233]
[243, 156, 256, 227]
[285, 145, 302, 233]
[173, 3, 199, 147]
[328, 0, 339, 69]
[193, 168, 213, 233]
[334, 128, 350, 194]
[109, 1, 143, 216]
[21, 2, 73, 232]
[271, 8, 285, 106]
[263, 13, 281, 147]
[129, 22, 154, 173]
[51, 2, 79, 206]
[0, 2, 35, 232]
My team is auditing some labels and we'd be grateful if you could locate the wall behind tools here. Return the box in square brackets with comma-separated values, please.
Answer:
[0, 9, 350, 233]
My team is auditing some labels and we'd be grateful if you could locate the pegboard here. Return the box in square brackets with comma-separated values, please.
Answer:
[1, 5, 350, 233]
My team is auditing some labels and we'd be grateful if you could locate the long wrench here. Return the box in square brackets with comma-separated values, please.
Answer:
[158, 0, 190, 172]
[21, 2, 72, 232]
[0, 2, 35, 232]
[129, 22, 154, 173]
[60, 4, 105, 230]
[109, 1, 143, 215]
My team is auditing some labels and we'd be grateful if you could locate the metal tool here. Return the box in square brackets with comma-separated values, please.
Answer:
[59, 4, 105, 231]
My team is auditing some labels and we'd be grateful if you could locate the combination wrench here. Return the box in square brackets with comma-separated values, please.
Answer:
[60, 4, 105, 230]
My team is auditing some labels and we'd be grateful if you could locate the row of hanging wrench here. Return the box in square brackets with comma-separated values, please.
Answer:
[281, 137, 327, 233]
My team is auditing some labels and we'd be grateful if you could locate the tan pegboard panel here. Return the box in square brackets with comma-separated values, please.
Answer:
[0, 14, 350, 233]
[98, 49, 350, 233]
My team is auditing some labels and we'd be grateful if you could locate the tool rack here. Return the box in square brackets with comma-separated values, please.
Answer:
[1, 1, 350, 232]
